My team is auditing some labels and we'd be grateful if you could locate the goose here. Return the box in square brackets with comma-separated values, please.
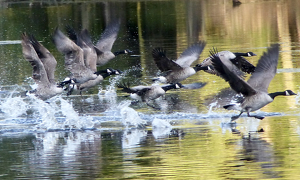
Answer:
[210, 44, 297, 121]
[66, 26, 98, 72]
[66, 68, 122, 95]
[94, 20, 132, 66]
[152, 41, 209, 84]
[199, 50, 256, 76]
[21, 33, 63, 100]
[55, 27, 122, 95]
[118, 83, 183, 108]
[53, 27, 98, 85]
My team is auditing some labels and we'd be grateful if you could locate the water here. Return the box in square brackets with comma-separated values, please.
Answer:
[0, 0, 300, 179]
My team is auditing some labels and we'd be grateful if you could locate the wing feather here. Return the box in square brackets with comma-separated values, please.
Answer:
[175, 41, 206, 67]
[152, 48, 182, 72]
[210, 48, 256, 96]
[21, 33, 50, 86]
[247, 44, 279, 92]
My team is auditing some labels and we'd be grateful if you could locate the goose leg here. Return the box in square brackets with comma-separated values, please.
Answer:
[130, 100, 140, 106]
[146, 103, 161, 110]
[231, 111, 243, 121]
[247, 111, 264, 120]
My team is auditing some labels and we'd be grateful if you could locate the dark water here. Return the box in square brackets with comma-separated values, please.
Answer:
[0, 0, 300, 179]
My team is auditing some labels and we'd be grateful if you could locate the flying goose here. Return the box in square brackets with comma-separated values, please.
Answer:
[66, 26, 98, 72]
[199, 51, 256, 76]
[152, 41, 209, 84]
[210, 44, 297, 121]
[94, 20, 132, 66]
[53, 27, 98, 85]
[55, 27, 122, 95]
[21, 33, 63, 100]
[118, 83, 183, 108]
[66, 68, 122, 95]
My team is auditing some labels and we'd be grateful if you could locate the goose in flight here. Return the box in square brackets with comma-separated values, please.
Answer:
[152, 41, 210, 84]
[94, 20, 132, 66]
[54, 27, 121, 95]
[118, 82, 183, 109]
[210, 44, 296, 121]
[198, 51, 256, 76]
[53, 27, 98, 85]
[21, 33, 63, 100]
[199, 50, 256, 76]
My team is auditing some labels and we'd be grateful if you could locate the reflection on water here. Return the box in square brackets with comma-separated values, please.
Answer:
[0, 0, 300, 179]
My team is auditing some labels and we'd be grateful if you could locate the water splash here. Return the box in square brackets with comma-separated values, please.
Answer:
[0, 96, 28, 118]
[152, 118, 172, 139]
[0, 91, 97, 132]
[152, 118, 172, 129]
[119, 101, 146, 128]
[122, 128, 147, 149]
[101, 100, 147, 128]
[208, 101, 218, 114]
[30, 95, 58, 130]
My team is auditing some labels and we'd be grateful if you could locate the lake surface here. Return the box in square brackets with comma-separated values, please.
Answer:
[0, 0, 300, 179]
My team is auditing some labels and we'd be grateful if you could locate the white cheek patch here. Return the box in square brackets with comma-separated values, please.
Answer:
[247, 53, 251, 56]
[285, 91, 290, 96]
[130, 93, 141, 101]
[107, 69, 112, 73]
[175, 84, 180, 89]
[64, 77, 71, 81]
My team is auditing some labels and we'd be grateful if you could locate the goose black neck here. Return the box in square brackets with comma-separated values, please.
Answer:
[103, 73, 112, 79]
[193, 65, 210, 72]
[58, 79, 72, 87]
[233, 52, 249, 57]
[162, 84, 176, 92]
[113, 50, 126, 56]
[268, 91, 286, 99]
[94, 70, 112, 79]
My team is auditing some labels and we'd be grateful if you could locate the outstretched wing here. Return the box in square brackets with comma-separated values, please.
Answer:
[152, 48, 182, 72]
[53, 28, 86, 74]
[230, 56, 255, 74]
[175, 41, 206, 67]
[29, 34, 57, 84]
[79, 29, 98, 72]
[247, 44, 279, 93]
[95, 20, 120, 52]
[21, 33, 50, 86]
[210, 48, 256, 96]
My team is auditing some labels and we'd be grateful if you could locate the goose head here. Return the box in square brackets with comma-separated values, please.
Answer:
[105, 68, 123, 75]
[113, 69, 123, 75]
[246, 52, 257, 57]
[124, 49, 133, 54]
[285, 90, 297, 96]
[175, 83, 183, 89]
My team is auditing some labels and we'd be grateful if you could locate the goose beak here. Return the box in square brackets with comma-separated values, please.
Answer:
[125, 49, 133, 54]
[248, 52, 257, 56]
[117, 70, 123, 74]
